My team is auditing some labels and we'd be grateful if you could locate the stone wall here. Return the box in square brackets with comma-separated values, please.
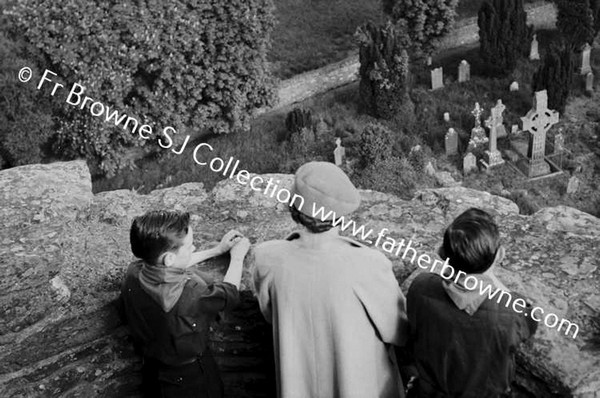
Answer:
[261, 1, 557, 113]
[0, 160, 599, 397]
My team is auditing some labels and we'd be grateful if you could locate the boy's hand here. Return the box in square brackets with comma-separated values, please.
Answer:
[217, 230, 244, 255]
[230, 238, 250, 260]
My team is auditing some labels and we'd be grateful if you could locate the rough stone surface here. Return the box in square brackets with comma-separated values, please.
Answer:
[1, 161, 599, 398]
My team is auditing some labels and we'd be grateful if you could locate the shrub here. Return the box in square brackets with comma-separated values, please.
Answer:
[358, 123, 394, 167]
[357, 22, 413, 121]
[478, 0, 532, 76]
[382, 0, 459, 56]
[285, 108, 313, 137]
[532, 43, 575, 113]
[9, 0, 275, 176]
[556, 0, 595, 50]
[355, 156, 421, 200]
[0, 31, 57, 168]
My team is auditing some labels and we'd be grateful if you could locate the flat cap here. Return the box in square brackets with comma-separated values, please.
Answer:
[291, 161, 360, 219]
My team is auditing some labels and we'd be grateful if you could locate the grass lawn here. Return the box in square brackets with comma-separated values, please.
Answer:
[270, 0, 543, 78]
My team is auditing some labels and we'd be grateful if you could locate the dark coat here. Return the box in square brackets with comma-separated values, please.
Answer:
[407, 272, 537, 398]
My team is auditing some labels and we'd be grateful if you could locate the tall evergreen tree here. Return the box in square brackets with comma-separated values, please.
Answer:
[357, 22, 413, 120]
[532, 43, 575, 113]
[556, 0, 595, 50]
[478, 0, 532, 75]
[591, 0, 600, 38]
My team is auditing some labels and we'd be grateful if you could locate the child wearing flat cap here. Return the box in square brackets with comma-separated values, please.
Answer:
[120, 210, 250, 398]
[252, 161, 409, 398]
[406, 208, 537, 398]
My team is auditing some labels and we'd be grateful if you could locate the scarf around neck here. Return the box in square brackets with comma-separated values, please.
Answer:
[138, 262, 207, 312]
[442, 273, 495, 316]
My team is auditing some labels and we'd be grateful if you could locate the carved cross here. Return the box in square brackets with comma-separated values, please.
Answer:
[521, 90, 559, 164]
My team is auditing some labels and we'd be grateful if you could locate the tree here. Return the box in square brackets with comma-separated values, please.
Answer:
[556, 0, 595, 50]
[357, 22, 414, 121]
[382, 0, 459, 55]
[478, 0, 532, 75]
[590, 0, 600, 38]
[532, 43, 575, 113]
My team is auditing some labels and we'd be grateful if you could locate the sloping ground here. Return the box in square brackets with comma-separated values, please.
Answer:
[0, 160, 599, 397]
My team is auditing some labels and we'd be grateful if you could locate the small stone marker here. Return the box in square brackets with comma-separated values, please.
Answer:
[427, 56, 432, 66]
[521, 90, 560, 177]
[567, 175, 580, 194]
[425, 161, 436, 176]
[586, 72, 594, 93]
[445, 127, 458, 156]
[443, 112, 450, 122]
[463, 152, 477, 174]
[529, 33, 540, 61]
[580, 43, 592, 75]
[510, 81, 519, 92]
[458, 60, 470, 83]
[554, 132, 564, 155]
[511, 124, 519, 135]
[431, 67, 444, 90]
[333, 137, 345, 166]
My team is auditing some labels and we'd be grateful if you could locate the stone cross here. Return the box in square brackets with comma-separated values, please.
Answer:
[431, 67, 444, 90]
[554, 132, 564, 155]
[445, 128, 458, 156]
[458, 60, 470, 83]
[580, 43, 592, 75]
[521, 90, 559, 177]
[566, 175, 580, 194]
[333, 137, 345, 166]
[586, 72, 594, 93]
[483, 100, 506, 167]
[529, 34, 540, 61]
[470, 102, 488, 143]
[463, 152, 477, 175]
[509, 81, 519, 92]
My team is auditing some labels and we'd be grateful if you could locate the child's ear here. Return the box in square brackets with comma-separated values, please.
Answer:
[163, 252, 175, 267]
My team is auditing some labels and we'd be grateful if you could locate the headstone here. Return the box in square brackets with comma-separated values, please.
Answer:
[580, 43, 592, 75]
[566, 176, 580, 194]
[586, 72, 594, 93]
[333, 137, 345, 167]
[458, 60, 470, 83]
[483, 99, 506, 167]
[529, 33, 540, 61]
[511, 124, 519, 135]
[427, 56, 433, 66]
[470, 102, 488, 144]
[425, 161, 436, 176]
[445, 128, 458, 156]
[443, 112, 450, 122]
[431, 67, 444, 90]
[554, 132, 564, 155]
[463, 152, 477, 175]
[510, 81, 519, 92]
[521, 90, 560, 177]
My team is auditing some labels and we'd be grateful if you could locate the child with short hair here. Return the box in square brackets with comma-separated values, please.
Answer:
[120, 210, 250, 398]
[406, 208, 537, 398]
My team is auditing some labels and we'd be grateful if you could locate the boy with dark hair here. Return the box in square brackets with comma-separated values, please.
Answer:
[407, 208, 537, 398]
[121, 210, 250, 398]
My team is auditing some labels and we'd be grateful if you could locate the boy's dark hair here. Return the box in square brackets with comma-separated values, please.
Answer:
[440, 208, 500, 274]
[130, 210, 190, 265]
[289, 204, 334, 233]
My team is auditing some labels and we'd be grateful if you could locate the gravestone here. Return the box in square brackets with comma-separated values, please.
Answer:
[580, 43, 592, 75]
[463, 152, 477, 174]
[425, 161, 436, 176]
[483, 100, 506, 167]
[529, 33, 540, 61]
[554, 132, 564, 155]
[586, 72, 594, 93]
[431, 67, 444, 90]
[510, 81, 519, 92]
[443, 112, 450, 122]
[511, 124, 519, 135]
[567, 175, 580, 194]
[470, 102, 488, 144]
[333, 137, 345, 167]
[445, 128, 458, 156]
[458, 60, 470, 83]
[521, 90, 560, 177]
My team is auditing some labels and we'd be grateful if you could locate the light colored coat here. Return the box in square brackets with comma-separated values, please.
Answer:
[252, 229, 408, 398]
